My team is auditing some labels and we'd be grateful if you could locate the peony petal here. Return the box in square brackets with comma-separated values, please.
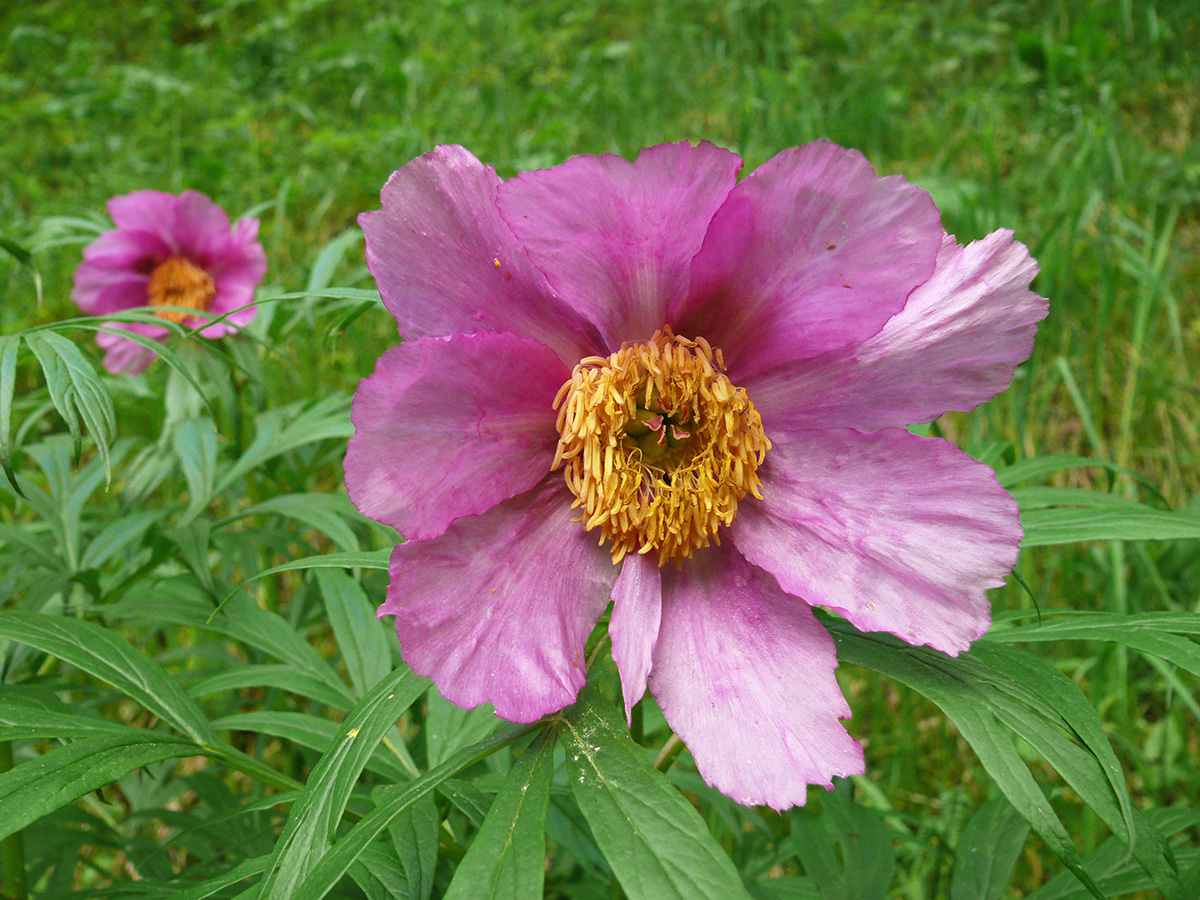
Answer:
[382, 480, 616, 722]
[650, 542, 864, 810]
[80, 227, 168, 269]
[730, 427, 1020, 655]
[72, 264, 149, 315]
[107, 190, 183, 251]
[96, 322, 168, 375]
[744, 230, 1048, 431]
[360, 145, 600, 365]
[173, 190, 236, 263]
[345, 332, 568, 541]
[608, 553, 662, 724]
[679, 141, 942, 379]
[497, 141, 742, 347]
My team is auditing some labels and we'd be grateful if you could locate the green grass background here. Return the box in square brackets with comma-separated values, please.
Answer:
[2, 0, 1198, 894]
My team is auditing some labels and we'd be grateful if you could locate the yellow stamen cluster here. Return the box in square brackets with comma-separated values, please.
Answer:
[552, 328, 770, 565]
[146, 256, 216, 324]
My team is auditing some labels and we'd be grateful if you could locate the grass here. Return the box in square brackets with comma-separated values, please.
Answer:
[2, 0, 1198, 895]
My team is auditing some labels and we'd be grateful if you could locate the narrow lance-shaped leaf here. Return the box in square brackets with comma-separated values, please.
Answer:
[25, 331, 116, 476]
[0, 732, 200, 841]
[560, 682, 753, 900]
[0, 611, 221, 746]
[260, 666, 429, 900]
[0, 334, 22, 494]
[443, 729, 556, 900]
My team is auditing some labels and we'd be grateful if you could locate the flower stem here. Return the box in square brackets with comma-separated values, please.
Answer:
[653, 733, 684, 773]
[0, 741, 27, 900]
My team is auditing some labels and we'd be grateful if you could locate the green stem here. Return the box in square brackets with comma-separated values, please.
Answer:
[0, 741, 27, 900]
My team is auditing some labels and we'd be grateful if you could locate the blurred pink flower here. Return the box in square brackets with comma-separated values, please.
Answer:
[345, 142, 1048, 809]
[72, 190, 267, 374]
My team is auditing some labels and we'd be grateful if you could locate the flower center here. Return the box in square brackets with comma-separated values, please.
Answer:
[146, 256, 216, 324]
[552, 328, 770, 565]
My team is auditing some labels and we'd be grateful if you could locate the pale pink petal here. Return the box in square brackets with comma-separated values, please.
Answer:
[497, 142, 742, 347]
[360, 145, 600, 365]
[731, 427, 1019, 655]
[174, 190, 236, 262]
[79, 227, 168, 269]
[678, 141, 942, 380]
[72, 264, 149, 314]
[744, 231, 1048, 431]
[107, 190, 182, 250]
[345, 332, 567, 542]
[382, 480, 617, 722]
[650, 542, 864, 810]
[608, 553, 662, 724]
[96, 322, 169, 375]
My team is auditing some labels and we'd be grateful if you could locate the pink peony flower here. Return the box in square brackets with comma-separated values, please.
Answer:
[345, 141, 1048, 809]
[72, 190, 267, 374]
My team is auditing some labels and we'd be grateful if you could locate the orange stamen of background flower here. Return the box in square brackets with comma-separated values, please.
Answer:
[146, 256, 216, 324]
[553, 328, 770, 566]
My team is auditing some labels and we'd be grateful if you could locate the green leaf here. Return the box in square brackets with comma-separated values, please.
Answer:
[210, 711, 409, 782]
[219, 549, 391, 611]
[260, 666, 429, 900]
[560, 683, 752, 900]
[25, 331, 116, 475]
[0, 694, 131, 740]
[828, 622, 1105, 899]
[443, 730, 556, 900]
[387, 793, 440, 900]
[950, 797, 1030, 900]
[0, 611, 220, 746]
[169, 855, 273, 900]
[1014, 486, 1200, 546]
[0, 732, 199, 841]
[235, 492, 363, 552]
[191, 664, 353, 711]
[315, 568, 392, 696]
[173, 417, 220, 523]
[293, 720, 540, 900]
[0, 334, 22, 493]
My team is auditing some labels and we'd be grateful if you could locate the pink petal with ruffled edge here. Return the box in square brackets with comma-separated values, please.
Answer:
[97, 322, 169, 375]
[608, 553, 662, 724]
[678, 141, 943, 380]
[345, 332, 567, 541]
[72, 266, 150, 315]
[107, 190, 185, 251]
[360, 145, 600, 366]
[649, 542, 863, 810]
[731, 427, 1020, 655]
[497, 142, 742, 348]
[173, 190, 237, 262]
[79, 227, 170, 270]
[382, 480, 616, 723]
[744, 230, 1048, 432]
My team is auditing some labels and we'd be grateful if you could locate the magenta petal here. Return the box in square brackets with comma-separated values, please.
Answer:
[608, 553, 663, 724]
[497, 142, 742, 347]
[745, 230, 1048, 431]
[679, 141, 942, 379]
[80, 228, 168, 269]
[650, 542, 864, 810]
[382, 480, 617, 723]
[360, 145, 599, 364]
[174, 190, 237, 262]
[107, 190, 183, 250]
[345, 332, 568, 541]
[72, 264, 149, 315]
[96, 323, 168, 375]
[731, 427, 1020, 655]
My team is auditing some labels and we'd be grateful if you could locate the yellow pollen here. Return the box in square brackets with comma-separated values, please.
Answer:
[146, 256, 216, 324]
[552, 327, 770, 566]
